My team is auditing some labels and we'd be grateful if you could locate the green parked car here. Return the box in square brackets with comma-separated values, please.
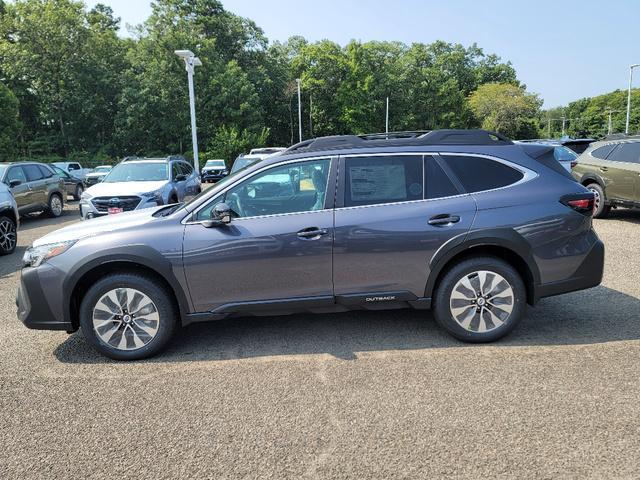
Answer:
[572, 138, 640, 218]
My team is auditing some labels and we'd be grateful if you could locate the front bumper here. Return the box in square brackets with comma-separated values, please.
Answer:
[201, 171, 227, 182]
[535, 238, 605, 301]
[17, 265, 73, 331]
[79, 197, 160, 220]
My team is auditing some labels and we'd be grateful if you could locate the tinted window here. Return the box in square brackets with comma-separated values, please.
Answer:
[52, 165, 70, 178]
[38, 165, 54, 178]
[591, 144, 617, 160]
[181, 162, 193, 175]
[607, 142, 640, 164]
[425, 156, 459, 199]
[6, 166, 27, 184]
[553, 146, 577, 161]
[69, 163, 81, 171]
[23, 164, 44, 182]
[198, 159, 331, 219]
[442, 155, 524, 193]
[344, 155, 423, 207]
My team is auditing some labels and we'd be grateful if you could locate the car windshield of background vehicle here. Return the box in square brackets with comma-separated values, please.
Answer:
[94, 167, 111, 173]
[103, 162, 169, 182]
[52, 166, 70, 178]
[205, 160, 226, 167]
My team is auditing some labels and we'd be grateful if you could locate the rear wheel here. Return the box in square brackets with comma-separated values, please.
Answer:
[0, 215, 17, 255]
[433, 256, 526, 343]
[73, 184, 84, 201]
[586, 183, 610, 218]
[79, 273, 178, 360]
[47, 193, 63, 217]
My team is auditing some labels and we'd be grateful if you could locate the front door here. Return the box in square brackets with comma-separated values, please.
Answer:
[183, 157, 335, 312]
[603, 142, 640, 201]
[333, 154, 476, 300]
[6, 166, 32, 211]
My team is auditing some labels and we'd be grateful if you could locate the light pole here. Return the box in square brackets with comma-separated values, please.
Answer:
[625, 64, 640, 135]
[175, 50, 202, 174]
[386, 97, 389, 134]
[296, 78, 302, 143]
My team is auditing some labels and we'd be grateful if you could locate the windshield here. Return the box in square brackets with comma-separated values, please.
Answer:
[94, 166, 111, 173]
[103, 162, 168, 182]
[205, 160, 226, 167]
[52, 166, 70, 177]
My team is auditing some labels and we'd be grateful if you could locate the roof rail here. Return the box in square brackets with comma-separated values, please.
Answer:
[284, 129, 512, 154]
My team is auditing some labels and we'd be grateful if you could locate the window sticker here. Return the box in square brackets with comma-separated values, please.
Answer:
[349, 165, 406, 201]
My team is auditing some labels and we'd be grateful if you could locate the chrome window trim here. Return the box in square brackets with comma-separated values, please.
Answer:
[183, 155, 334, 225]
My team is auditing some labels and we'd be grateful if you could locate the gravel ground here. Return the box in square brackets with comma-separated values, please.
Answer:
[1, 202, 639, 479]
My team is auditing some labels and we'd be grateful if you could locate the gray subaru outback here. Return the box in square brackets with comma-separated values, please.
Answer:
[17, 130, 604, 360]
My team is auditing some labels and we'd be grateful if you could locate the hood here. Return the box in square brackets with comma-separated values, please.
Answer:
[33, 207, 161, 247]
[85, 180, 167, 197]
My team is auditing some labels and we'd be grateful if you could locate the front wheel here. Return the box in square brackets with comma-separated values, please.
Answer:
[586, 183, 610, 219]
[47, 193, 63, 217]
[79, 273, 178, 360]
[433, 256, 526, 343]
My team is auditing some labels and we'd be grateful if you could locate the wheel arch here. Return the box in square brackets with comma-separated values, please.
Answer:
[580, 173, 605, 189]
[65, 248, 190, 330]
[425, 231, 540, 306]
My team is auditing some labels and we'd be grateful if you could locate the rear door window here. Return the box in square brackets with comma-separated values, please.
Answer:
[606, 142, 640, 164]
[441, 155, 524, 193]
[344, 155, 423, 207]
[425, 156, 459, 199]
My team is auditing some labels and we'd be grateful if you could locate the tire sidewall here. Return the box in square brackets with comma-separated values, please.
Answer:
[433, 257, 526, 343]
[587, 183, 609, 218]
[74, 185, 83, 200]
[79, 274, 177, 360]
[48, 193, 63, 217]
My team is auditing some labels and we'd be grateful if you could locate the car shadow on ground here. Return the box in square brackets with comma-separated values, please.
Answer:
[16, 205, 79, 233]
[54, 285, 640, 364]
[603, 208, 640, 224]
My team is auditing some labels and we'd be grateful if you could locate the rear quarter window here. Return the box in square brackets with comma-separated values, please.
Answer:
[441, 155, 524, 193]
[590, 144, 617, 160]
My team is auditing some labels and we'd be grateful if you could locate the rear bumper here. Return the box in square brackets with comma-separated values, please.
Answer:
[535, 238, 604, 301]
[17, 266, 73, 331]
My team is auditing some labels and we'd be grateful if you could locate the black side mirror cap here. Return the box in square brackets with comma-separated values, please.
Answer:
[9, 179, 21, 188]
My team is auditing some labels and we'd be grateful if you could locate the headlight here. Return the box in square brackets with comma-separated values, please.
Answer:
[23, 241, 76, 268]
[141, 189, 164, 203]
[80, 191, 92, 200]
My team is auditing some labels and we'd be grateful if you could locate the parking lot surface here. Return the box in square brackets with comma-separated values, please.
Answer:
[1, 202, 639, 479]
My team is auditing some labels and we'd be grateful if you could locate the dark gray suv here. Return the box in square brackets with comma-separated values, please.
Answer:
[17, 130, 604, 360]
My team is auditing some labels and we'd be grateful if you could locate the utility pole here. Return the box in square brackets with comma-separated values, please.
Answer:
[607, 108, 613, 135]
[309, 95, 313, 138]
[626, 64, 640, 134]
[547, 116, 551, 137]
[561, 115, 566, 137]
[385, 97, 389, 134]
[296, 78, 302, 143]
[175, 50, 202, 174]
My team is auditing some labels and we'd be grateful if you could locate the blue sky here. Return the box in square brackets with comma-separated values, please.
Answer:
[87, 0, 640, 108]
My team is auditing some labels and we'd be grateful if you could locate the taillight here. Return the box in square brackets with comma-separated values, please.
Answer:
[561, 194, 595, 216]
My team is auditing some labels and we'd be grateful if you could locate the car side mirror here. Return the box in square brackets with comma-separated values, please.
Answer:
[203, 202, 232, 228]
[9, 179, 21, 188]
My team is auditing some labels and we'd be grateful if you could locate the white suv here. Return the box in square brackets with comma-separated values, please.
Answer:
[79, 158, 201, 220]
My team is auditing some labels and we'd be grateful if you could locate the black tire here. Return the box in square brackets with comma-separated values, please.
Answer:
[433, 256, 526, 343]
[585, 183, 610, 219]
[73, 184, 84, 201]
[79, 273, 178, 360]
[47, 193, 63, 217]
[0, 215, 17, 255]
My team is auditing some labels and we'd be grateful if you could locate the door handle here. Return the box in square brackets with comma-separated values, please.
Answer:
[600, 167, 608, 172]
[297, 227, 329, 239]
[428, 214, 461, 226]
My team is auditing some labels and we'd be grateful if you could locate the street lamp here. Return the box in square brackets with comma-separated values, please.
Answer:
[296, 78, 303, 143]
[175, 50, 202, 174]
[625, 63, 640, 135]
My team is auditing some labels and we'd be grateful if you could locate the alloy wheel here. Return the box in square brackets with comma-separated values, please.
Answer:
[588, 186, 601, 213]
[449, 270, 514, 333]
[50, 196, 63, 216]
[92, 288, 160, 351]
[0, 218, 16, 252]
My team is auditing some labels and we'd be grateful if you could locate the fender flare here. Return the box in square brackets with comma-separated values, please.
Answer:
[424, 228, 541, 301]
[63, 244, 191, 323]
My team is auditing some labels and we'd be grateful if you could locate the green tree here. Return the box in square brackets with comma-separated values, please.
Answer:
[469, 83, 542, 138]
[0, 82, 21, 158]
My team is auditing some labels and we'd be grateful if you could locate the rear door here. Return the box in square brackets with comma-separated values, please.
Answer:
[601, 142, 640, 201]
[22, 164, 47, 206]
[333, 154, 476, 301]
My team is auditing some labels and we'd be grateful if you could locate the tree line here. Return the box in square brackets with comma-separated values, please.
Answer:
[0, 0, 570, 166]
